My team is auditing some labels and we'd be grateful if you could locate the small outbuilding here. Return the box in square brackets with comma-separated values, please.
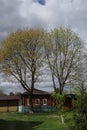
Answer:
[64, 94, 77, 109]
[0, 96, 21, 112]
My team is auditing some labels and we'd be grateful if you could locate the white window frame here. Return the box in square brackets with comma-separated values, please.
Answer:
[35, 99, 40, 105]
[27, 98, 30, 106]
[43, 99, 47, 105]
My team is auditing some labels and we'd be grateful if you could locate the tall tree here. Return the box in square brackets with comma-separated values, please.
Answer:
[70, 83, 87, 130]
[0, 29, 44, 108]
[44, 28, 84, 94]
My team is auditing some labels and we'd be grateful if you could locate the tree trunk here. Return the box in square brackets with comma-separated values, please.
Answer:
[59, 83, 65, 94]
[29, 59, 36, 112]
[60, 114, 65, 124]
[52, 73, 56, 92]
[29, 93, 33, 112]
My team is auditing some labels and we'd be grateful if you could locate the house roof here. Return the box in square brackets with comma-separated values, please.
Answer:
[0, 96, 21, 100]
[65, 94, 77, 99]
[22, 88, 50, 96]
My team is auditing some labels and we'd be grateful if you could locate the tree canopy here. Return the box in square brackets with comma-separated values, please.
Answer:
[44, 28, 84, 94]
[0, 28, 85, 96]
[0, 29, 44, 95]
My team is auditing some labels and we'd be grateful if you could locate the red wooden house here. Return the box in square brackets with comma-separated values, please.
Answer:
[21, 89, 55, 112]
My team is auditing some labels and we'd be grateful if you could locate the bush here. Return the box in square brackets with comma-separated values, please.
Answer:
[70, 93, 87, 130]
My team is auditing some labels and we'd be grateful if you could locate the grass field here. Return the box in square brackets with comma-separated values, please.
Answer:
[0, 112, 72, 130]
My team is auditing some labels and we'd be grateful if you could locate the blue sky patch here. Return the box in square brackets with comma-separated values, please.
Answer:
[33, 0, 46, 5]
[38, 0, 46, 5]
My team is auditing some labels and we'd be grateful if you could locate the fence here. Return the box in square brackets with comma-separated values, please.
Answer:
[20, 105, 56, 113]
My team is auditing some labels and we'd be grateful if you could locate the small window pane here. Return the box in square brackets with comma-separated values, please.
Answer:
[35, 99, 40, 105]
[27, 99, 30, 106]
[43, 99, 47, 105]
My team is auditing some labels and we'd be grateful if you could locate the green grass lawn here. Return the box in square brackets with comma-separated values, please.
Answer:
[0, 112, 72, 130]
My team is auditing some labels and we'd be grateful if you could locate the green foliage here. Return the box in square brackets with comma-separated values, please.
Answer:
[70, 84, 87, 130]
[0, 112, 69, 130]
[51, 92, 65, 114]
[9, 92, 15, 95]
[44, 27, 84, 94]
[0, 29, 44, 93]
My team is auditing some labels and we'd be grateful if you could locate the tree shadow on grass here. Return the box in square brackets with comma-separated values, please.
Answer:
[0, 119, 43, 130]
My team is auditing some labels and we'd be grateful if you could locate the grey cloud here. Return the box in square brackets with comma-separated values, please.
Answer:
[0, 0, 87, 41]
[0, 0, 27, 41]
[20, 0, 87, 40]
[63, 0, 87, 38]
[0, 81, 25, 94]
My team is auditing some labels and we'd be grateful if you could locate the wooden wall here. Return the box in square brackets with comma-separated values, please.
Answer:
[0, 100, 19, 112]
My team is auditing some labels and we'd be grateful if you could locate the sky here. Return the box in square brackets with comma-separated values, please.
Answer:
[0, 0, 87, 94]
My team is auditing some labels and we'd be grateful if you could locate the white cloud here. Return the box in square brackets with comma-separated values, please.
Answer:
[0, 0, 87, 40]
[0, 79, 25, 94]
[19, 0, 87, 40]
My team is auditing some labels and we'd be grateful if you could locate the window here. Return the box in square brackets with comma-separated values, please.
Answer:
[35, 99, 40, 105]
[43, 99, 47, 105]
[27, 98, 30, 106]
